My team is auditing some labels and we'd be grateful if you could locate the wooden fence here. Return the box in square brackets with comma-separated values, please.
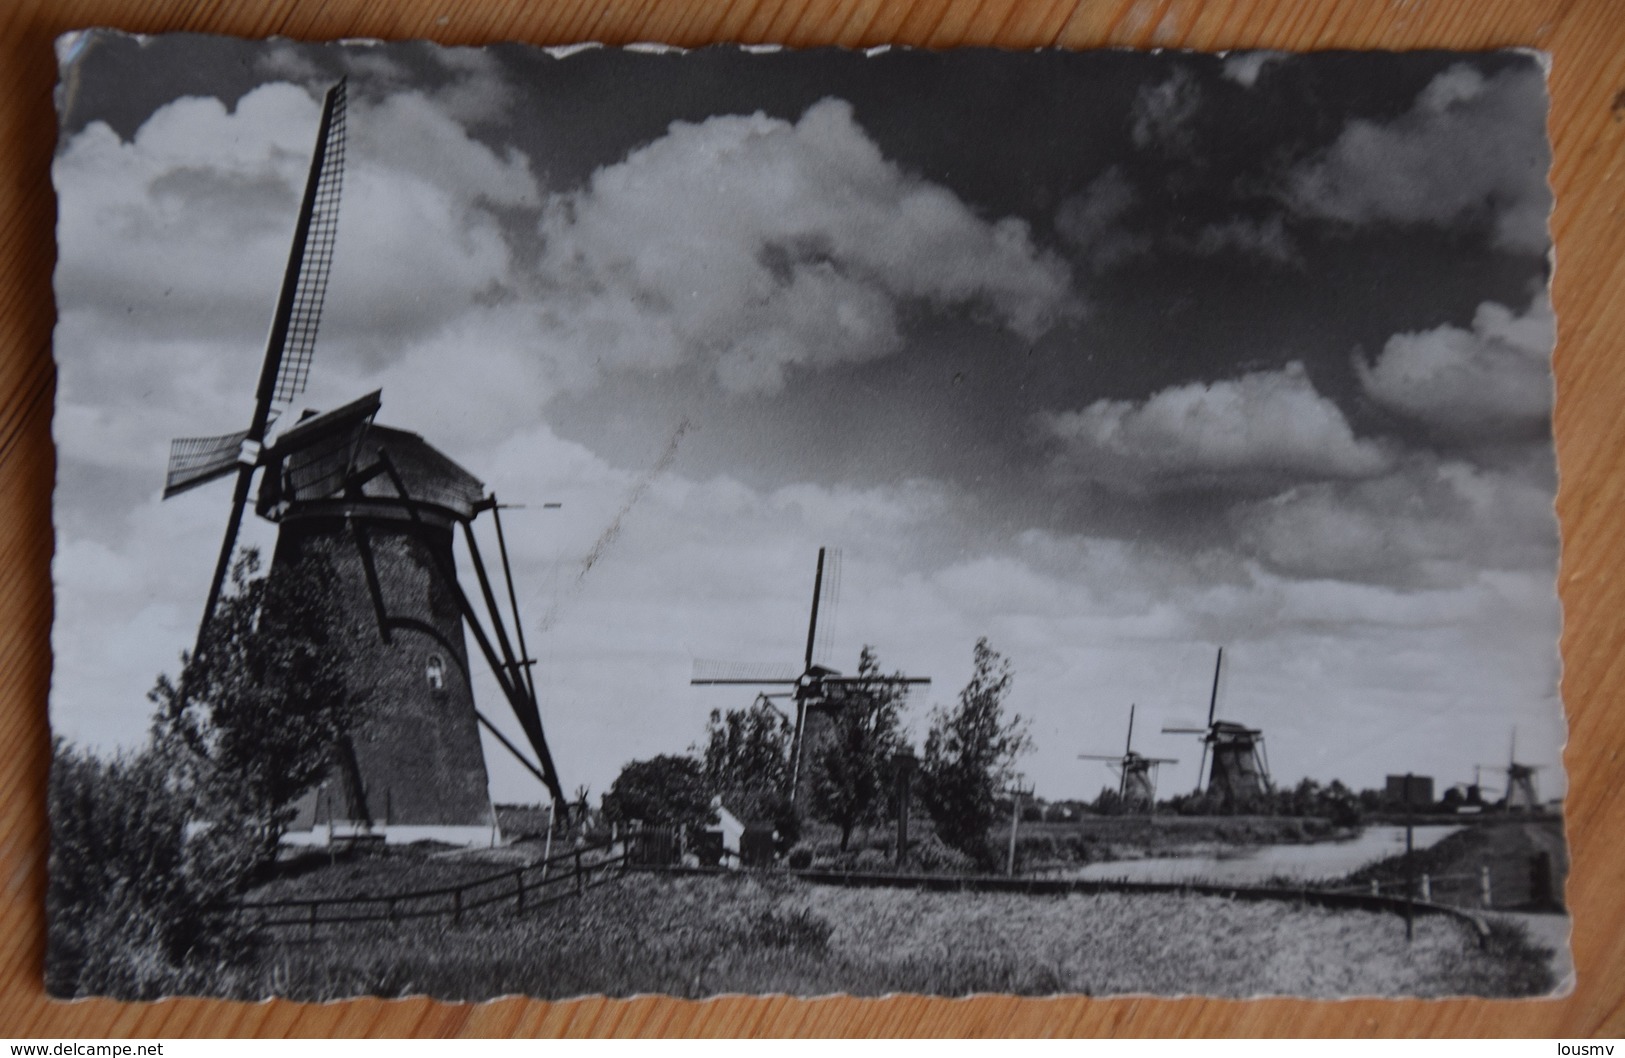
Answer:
[234, 836, 628, 932]
[1325, 850, 1562, 912]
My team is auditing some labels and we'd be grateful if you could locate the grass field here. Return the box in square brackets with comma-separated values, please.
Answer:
[197, 869, 1552, 1001]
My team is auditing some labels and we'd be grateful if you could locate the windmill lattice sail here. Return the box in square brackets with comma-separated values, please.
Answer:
[164, 430, 251, 498]
[269, 78, 346, 412]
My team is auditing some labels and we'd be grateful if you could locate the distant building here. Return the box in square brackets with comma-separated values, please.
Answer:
[1385, 774, 1434, 808]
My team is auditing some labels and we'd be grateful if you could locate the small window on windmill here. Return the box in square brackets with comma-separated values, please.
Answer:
[426, 654, 446, 693]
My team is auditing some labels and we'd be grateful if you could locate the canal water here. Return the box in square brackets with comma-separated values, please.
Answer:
[1068, 824, 1462, 884]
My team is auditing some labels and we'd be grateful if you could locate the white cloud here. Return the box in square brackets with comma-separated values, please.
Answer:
[1130, 68, 1201, 156]
[1230, 451, 1558, 588]
[1034, 361, 1392, 495]
[54, 86, 323, 339]
[1221, 52, 1285, 88]
[528, 98, 1075, 393]
[1185, 214, 1299, 265]
[1054, 166, 1153, 274]
[53, 80, 543, 485]
[1356, 294, 1554, 441]
[1286, 63, 1551, 253]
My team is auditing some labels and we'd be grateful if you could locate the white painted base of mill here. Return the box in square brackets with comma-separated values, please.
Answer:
[282, 822, 505, 848]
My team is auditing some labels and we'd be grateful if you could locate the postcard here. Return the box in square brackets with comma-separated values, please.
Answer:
[49, 34, 1566, 1000]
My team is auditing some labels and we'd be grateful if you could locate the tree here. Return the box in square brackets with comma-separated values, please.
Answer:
[699, 696, 798, 845]
[918, 638, 1031, 864]
[1091, 786, 1126, 817]
[601, 754, 717, 828]
[808, 647, 908, 851]
[149, 547, 359, 866]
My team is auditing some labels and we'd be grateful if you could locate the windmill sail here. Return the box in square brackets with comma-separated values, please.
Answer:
[267, 78, 347, 414]
[170, 78, 348, 647]
[691, 659, 802, 685]
[164, 430, 250, 498]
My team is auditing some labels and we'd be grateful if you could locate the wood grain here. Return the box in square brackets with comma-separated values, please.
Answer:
[3, 0, 1622, 1037]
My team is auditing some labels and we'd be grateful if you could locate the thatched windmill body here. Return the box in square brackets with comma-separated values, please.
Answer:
[162, 81, 566, 844]
[691, 548, 929, 810]
[1162, 648, 1272, 805]
[1079, 703, 1177, 812]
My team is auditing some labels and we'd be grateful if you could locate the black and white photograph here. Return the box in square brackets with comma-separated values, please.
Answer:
[48, 33, 1566, 1001]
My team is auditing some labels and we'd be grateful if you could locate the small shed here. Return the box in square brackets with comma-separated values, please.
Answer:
[709, 800, 745, 866]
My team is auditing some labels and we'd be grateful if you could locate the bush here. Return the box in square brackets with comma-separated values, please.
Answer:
[742, 907, 833, 952]
[47, 741, 260, 998]
[786, 846, 814, 870]
[1016, 832, 1060, 866]
[904, 833, 978, 875]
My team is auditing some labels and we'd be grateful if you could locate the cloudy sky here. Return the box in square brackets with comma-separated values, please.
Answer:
[50, 35, 1562, 805]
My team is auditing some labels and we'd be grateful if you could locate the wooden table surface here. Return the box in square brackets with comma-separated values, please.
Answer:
[3, 0, 1622, 1038]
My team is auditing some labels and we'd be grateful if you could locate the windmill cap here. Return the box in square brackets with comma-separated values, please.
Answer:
[258, 391, 486, 522]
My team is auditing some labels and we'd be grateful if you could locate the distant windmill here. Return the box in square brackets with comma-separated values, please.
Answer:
[1079, 703, 1178, 812]
[1162, 648, 1272, 804]
[162, 81, 567, 843]
[691, 547, 929, 808]
[1483, 728, 1544, 812]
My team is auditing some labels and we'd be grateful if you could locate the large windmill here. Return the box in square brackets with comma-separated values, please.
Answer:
[1162, 648, 1272, 805]
[1079, 704, 1178, 812]
[691, 547, 929, 809]
[162, 80, 567, 844]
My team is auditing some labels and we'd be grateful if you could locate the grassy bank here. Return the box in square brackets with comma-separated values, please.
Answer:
[1006, 815, 1351, 873]
[789, 814, 1352, 874]
[177, 870, 1552, 1001]
[1343, 819, 1568, 911]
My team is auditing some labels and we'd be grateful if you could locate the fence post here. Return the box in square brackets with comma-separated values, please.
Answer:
[1480, 865, 1492, 908]
[575, 848, 585, 896]
[1403, 804, 1415, 943]
[1420, 873, 1431, 902]
[308, 903, 317, 938]
[1530, 851, 1555, 909]
[516, 868, 526, 912]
